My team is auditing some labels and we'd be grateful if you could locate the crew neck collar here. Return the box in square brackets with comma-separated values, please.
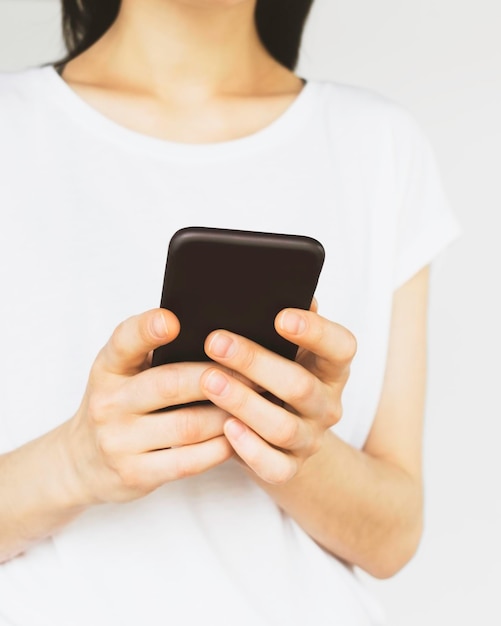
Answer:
[39, 64, 318, 162]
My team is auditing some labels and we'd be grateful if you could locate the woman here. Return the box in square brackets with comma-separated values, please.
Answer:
[0, 1, 459, 624]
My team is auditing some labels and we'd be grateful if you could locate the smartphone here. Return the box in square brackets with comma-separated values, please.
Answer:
[151, 226, 325, 366]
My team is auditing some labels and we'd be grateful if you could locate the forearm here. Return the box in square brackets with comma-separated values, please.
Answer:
[0, 421, 90, 563]
[256, 429, 423, 579]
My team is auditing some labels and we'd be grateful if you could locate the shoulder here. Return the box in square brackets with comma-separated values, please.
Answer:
[308, 79, 437, 195]
[309, 78, 425, 147]
[311, 78, 417, 124]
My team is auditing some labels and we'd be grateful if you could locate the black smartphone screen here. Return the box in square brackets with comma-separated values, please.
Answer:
[151, 227, 325, 366]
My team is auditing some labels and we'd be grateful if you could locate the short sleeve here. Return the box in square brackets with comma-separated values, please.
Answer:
[392, 112, 461, 289]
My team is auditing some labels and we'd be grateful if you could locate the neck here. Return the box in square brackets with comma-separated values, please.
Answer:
[75, 0, 285, 99]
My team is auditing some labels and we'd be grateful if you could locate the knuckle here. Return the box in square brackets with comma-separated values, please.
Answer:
[326, 399, 343, 426]
[110, 321, 130, 360]
[310, 328, 325, 348]
[229, 388, 249, 416]
[174, 413, 201, 444]
[309, 319, 327, 346]
[92, 346, 107, 372]
[287, 373, 316, 404]
[86, 393, 112, 426]
[339, 329, 358, 362]
[171, 454, 194, 481]
[242, 444, 264, 472]
[238, 343, 257, 373]
[116, 462, 142, 491]
[308, 439, 322, 457]
[268, 459, 298, 485]
[155, 368, 180, 403]
[305, 431, 323, 457]
[273, 417, 300, 450]
[96, 429, 120, 459]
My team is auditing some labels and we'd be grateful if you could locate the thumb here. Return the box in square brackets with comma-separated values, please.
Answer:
[95, 309, 180, 377]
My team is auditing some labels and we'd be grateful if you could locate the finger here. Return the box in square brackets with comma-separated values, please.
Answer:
[123, 362, 213, 414]
[125, 360, 264, 414]
[200, 367, 318, 454]
[275, 309, 357, 382]
[224, 419, 299, 485]
[310, 297, 319, 313]
[96, 309, 180, 377]
[204, 331, 333, 421]
[118, 404, 230, 453]
[133, 436, 233, 486]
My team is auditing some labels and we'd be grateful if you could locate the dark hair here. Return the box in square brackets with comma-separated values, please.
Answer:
[48, 0, 315, 72]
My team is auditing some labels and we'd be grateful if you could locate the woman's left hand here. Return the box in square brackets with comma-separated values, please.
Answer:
[200, 307, 357, 484]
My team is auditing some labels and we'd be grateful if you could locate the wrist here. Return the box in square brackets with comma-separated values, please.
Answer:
[52, 419, 98, 510]
[0, 421, 94, 561]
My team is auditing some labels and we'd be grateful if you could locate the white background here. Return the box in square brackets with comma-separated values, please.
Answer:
[1, 1, 500, 624]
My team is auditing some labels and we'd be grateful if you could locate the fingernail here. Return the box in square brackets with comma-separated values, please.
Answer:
[280, 311, 306, 335]
[208, 333, 235, 358]
[204, 370, 229, 396]
[225, 419, 246, 440]
[152, 313, 168, 338]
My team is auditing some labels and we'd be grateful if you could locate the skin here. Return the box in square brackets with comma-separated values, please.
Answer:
[0, 0, 427, 578]
[202, 271, 428, 577]
[56, 0, 305, 144]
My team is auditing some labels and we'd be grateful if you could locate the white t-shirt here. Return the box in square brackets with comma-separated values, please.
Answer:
[0, 65, 459, 626]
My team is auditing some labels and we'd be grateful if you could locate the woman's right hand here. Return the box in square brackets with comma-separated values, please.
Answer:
[63, 308, 233, 506]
